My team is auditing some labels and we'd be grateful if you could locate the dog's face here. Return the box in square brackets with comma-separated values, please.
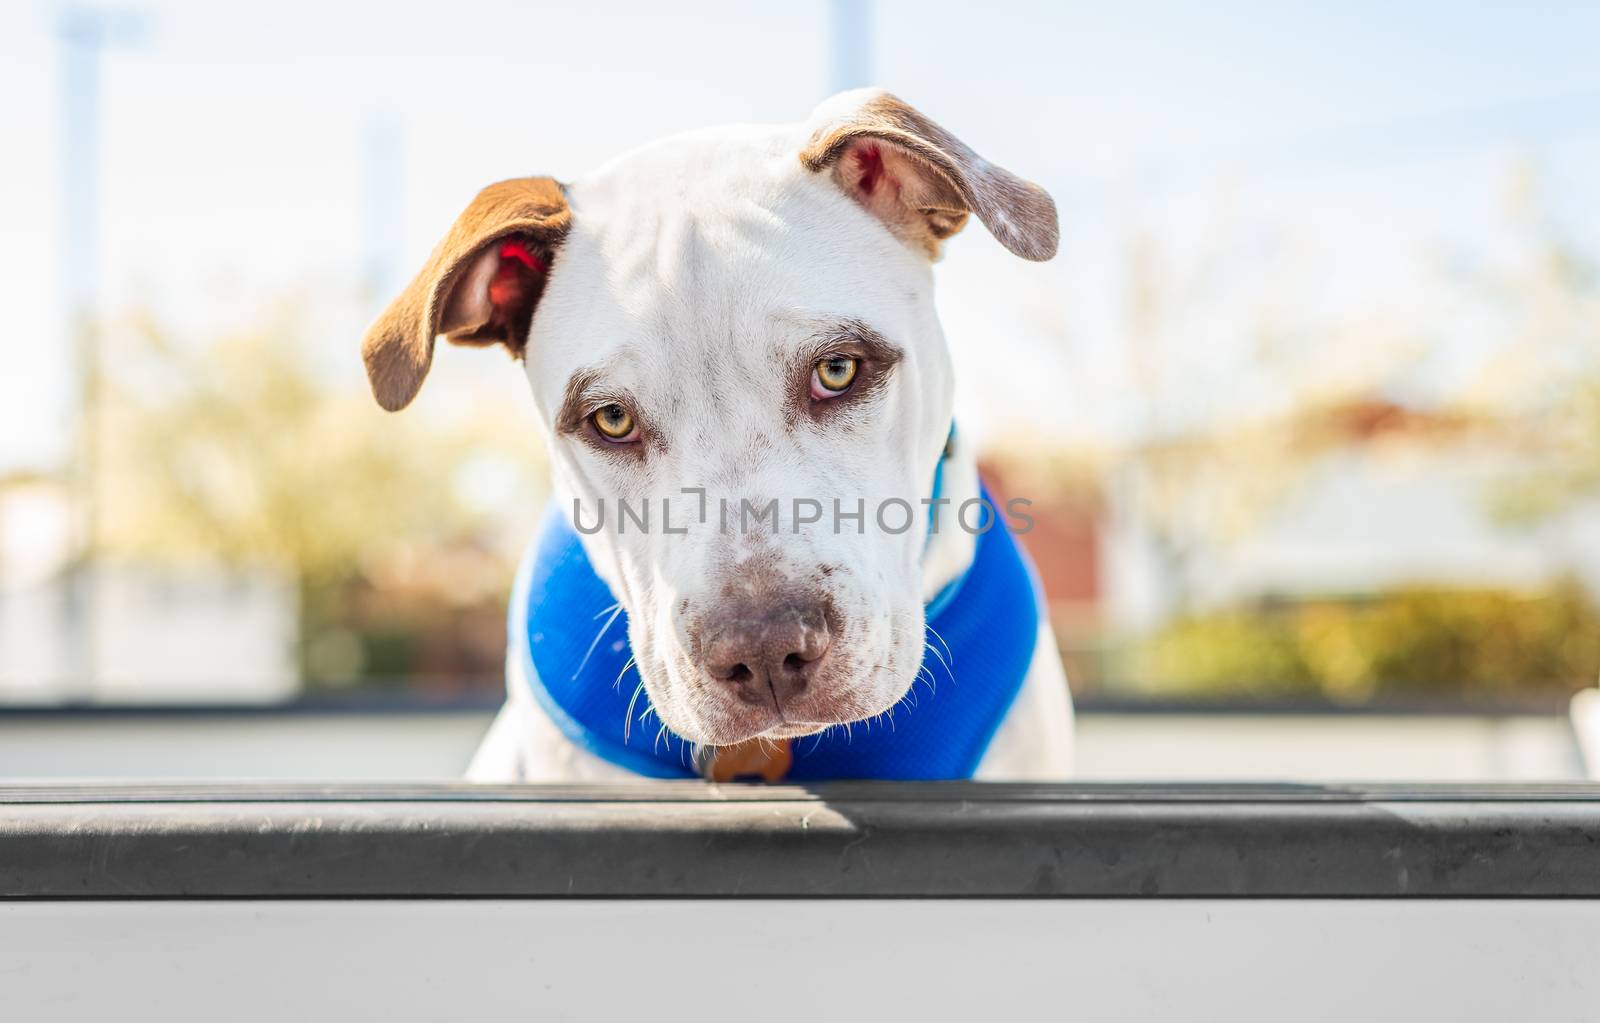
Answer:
[363, 90, 1056, 746]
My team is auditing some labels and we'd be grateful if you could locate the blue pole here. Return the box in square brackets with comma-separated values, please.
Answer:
[55, 6, 144, 696]
[361, 110, 406, 302]
[57, 7, 105, 697]
[828, 0, 874, 94]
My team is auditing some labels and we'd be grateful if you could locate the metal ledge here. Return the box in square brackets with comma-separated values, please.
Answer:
[4, 782, 1600, 898]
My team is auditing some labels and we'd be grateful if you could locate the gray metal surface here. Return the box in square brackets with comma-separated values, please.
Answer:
[4, 782, 1600, 898]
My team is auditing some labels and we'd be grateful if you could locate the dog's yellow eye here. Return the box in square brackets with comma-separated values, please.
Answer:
[592, 403, 637, 441]
[813, 356, 859, 396]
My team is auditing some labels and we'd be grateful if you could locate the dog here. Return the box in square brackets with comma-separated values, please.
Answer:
[361, 89, 1074, 781]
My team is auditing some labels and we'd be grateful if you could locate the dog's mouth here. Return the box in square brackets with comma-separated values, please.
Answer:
[691, 715, 838, 747]
[697, 718, 861, 748]
[689, 689, 901, 746]
[761, 721, 834, 739]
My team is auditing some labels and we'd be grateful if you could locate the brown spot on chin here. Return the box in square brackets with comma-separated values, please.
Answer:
[701, 738, 793, 783]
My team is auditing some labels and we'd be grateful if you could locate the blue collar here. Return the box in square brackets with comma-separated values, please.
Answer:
[510, 446, 1041, 780]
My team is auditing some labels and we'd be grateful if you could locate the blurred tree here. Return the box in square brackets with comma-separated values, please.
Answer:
[94, 305, 546, 691]
[1123, 583, 1600, 705]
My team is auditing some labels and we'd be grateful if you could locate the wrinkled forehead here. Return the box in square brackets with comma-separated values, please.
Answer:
[524, 124, 934, 411]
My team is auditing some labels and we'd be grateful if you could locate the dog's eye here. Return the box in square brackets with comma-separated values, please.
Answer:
[811, 356, 859, 398]
[591, 403, 639, 442]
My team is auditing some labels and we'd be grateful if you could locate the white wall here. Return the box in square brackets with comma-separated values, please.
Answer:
[5, 901, 1597, 1022]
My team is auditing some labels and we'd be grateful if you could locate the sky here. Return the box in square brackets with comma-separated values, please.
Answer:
[3, 0, 1600, 472]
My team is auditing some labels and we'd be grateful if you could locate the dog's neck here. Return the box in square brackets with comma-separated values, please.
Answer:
[920, 428, 981, 605]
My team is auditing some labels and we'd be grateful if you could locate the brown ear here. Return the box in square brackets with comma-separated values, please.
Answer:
[361, 177, 570, 411]
[800, 90, 1058, 262]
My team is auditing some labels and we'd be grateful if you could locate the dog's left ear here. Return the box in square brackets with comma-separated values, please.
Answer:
[800, 89, 1058, 262]
[361, 176, 570, 412]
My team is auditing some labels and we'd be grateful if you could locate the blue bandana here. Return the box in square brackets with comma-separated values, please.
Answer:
[509, 474, 1041, 780]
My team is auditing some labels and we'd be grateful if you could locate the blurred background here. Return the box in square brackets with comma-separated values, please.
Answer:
[3, 0, 1600, 778]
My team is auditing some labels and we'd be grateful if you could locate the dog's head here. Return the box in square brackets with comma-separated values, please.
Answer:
[362, 90, 1056, 746]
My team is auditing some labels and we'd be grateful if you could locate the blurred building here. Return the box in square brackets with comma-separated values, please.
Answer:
[1102, 396, 1600, 631]
[0, 480, 297, 703]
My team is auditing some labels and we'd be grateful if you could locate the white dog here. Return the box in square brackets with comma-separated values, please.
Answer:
[362, 90, 1074, 782]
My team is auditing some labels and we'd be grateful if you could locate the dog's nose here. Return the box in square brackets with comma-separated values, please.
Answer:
[702, 600, 833, 708]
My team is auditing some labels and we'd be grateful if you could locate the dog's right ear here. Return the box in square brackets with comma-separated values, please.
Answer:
[361, 177, 570, 411]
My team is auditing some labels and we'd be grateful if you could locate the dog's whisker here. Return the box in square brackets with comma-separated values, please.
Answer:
[623, 677, 647, 743]
[574, 603, 625, 681]
[925, 624, 954, 667]
[924, 641, 955, 685]
[611, 655, 638, 692]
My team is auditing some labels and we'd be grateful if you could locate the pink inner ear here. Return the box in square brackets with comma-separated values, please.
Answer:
[853, 143, 886, 197]
[487, 237, 546, 315]
[498, 237, 547, 274]
[440, 235, 550, 344]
